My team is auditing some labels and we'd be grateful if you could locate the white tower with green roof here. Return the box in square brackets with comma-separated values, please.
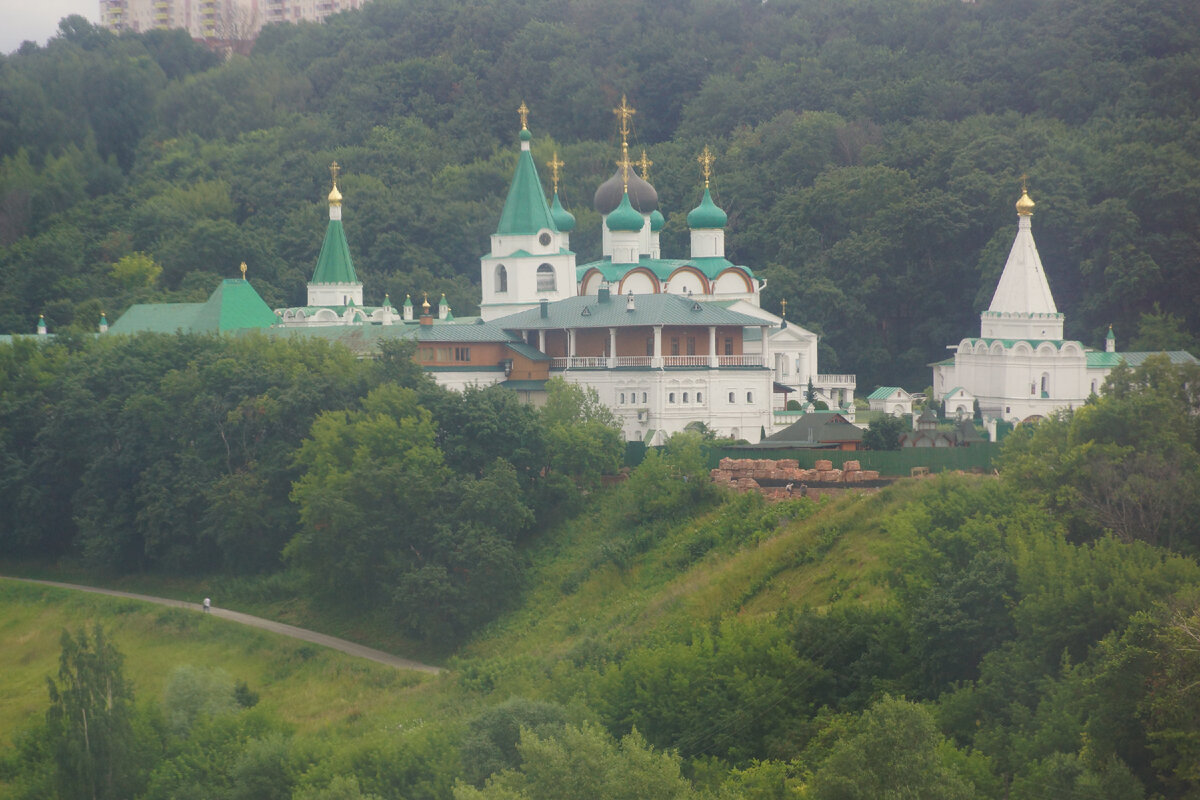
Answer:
[307, 161, 363, 309]
[479, 104, 576, 321]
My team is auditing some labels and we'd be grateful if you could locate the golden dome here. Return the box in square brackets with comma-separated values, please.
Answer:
[328, 183, 343, 207]
[1015, 188, 1035, 216]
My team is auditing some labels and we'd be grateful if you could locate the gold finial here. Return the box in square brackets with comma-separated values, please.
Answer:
[613, 94, 636, 143]
[1015, 174, 1035, 216]
[328, 161, 342, 206]
[616, 152, 633, 192]
[240, 261, 247, 278]
[637, 149, 653, 181]
[421, 291, 430, 312]
[780, 299, 787, 318]
[518, 101, 529, 131]
[548, 151, 564, 193]
[698, 145, 715, 189]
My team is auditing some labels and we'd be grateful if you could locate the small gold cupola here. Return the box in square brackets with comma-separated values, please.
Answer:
[328, 161, 342, 207]
[1015, 175, 1035, 216]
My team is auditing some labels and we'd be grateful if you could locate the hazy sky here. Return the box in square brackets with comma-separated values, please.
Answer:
[1, 0, 100, 55]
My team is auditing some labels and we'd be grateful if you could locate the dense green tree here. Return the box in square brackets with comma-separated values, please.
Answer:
[45, 626, 142, 800]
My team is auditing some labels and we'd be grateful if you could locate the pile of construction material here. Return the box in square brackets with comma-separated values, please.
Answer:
[710, 458, 880, 491]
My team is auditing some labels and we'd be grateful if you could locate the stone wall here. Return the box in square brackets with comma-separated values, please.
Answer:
[710, 457, 882, 499]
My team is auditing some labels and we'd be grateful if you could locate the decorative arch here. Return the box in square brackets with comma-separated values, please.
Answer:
[989, 341, 1006, 356]
[1036, 342, 1057, 356]
[617, 268, 659, 295]
[712, 268, 754, 294]
[495, 264, 508, 293]
[579, 269, 606, 295]
[1011, 341, 1033, 356]
[666, 266, 709, 295]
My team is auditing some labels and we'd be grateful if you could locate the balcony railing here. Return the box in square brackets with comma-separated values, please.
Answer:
[663, 355, 708, 367]
[614, 356, 652, 367]
[552, 356, 606, 369]
[816, 373, 856, 387]
[718, 354, 763, 367]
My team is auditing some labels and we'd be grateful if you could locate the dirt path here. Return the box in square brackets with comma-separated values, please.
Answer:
[2, 577, 443, 675]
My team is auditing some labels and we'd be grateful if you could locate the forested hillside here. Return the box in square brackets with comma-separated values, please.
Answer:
[3, 0, 1199, 387]
[3, 355, 1199, 799]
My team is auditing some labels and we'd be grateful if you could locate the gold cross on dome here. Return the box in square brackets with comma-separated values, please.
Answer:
[518, 102, 529, 130]
[637, 149, 653, 180]
[1020, 173, 1028, 193]
[616, 153, 633, 191]
[613, 94, 636, 142]
[780, 298, 787, 318]
[548, 151, 564, 192]
[329, 161, 340, 187]
[698, 146, 715, 188]
[240, 261, 247, 278]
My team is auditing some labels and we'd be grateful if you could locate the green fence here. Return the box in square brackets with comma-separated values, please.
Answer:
[709, 443, 999, 476]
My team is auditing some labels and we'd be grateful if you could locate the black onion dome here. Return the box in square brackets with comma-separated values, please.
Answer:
[593, 169, 658, 214]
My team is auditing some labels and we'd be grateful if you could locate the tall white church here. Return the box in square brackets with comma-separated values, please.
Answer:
[932, 186, 1197, 426]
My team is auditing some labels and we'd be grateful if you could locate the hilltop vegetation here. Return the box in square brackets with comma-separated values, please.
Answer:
[3, 0, 1200, 386]
[3, 354, 1200, 798]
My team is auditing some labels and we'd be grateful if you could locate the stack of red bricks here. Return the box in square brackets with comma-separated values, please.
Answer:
[709, 458, 880, 490]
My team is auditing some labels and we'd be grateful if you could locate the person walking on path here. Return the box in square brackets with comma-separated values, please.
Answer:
[203, 597, 211, 613]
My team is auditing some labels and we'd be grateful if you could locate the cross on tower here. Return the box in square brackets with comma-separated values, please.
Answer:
[1020, 173, 1028, 193]
[518, 102, 529, 130]
[613, 94, 636, 143]
[780, 298, 787, 318]
[637, 149, 653, 181]
[548, 152, 564, 193]
[329, 161, 340, 187]
[616, 152, 634, 191]
[698, 146, 715, 188]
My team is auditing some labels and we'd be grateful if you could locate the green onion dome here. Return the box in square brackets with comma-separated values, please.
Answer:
[686, 187, 727, 229]
[550, 191, 576, 232]
[649, 208, 665, 232]
[606, 191, 644, 232]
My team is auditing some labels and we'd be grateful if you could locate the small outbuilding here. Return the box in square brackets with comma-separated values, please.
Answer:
[867, 386, 913, 417]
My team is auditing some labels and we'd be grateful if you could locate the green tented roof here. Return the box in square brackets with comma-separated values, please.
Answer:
[496, 146, 557, 236]
[492, 293, 772, 331]
[312, 219, 359, 284]
[576, 256, 754, 283]
[109, 280, 277, 334]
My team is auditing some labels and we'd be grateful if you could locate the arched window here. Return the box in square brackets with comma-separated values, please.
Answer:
[682, 392, 689, 403]
[1040, 373, 1050, 398]
[728, 392, 735, 403]
[620, 392, 626, 404]
[495, 264, 508, 293]
[642, 392, 648, 403]
[696, 392, 703, 403]
[746, 391, 754, 403]
[536, 263, 556, 292]
[668, 392, 676, 404]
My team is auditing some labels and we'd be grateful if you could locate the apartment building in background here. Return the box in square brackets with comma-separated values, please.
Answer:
[99, 0, 365, 41]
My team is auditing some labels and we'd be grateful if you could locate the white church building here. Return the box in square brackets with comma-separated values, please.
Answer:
[932, 186, 1197, 426]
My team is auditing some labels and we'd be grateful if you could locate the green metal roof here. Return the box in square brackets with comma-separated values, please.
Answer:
[483, 247, 574, 261]
[109, 280, 277, 334]
[311, 219, 359, 284]
[492, 293, 773, 331]
[505, 341, 553, 361]
[1087, 350, 1199, 368]
[502, 379, 548, 391]
[496, 144, 556, 236]
[866, 386, 905, 401]
[942, 386, 971, 402]
[576, 256, 754, 283]
[750, 411, 863, 447]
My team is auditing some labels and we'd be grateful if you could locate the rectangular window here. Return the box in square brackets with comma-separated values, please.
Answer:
[646, 337, 654, 356]
[454, 347, 471, 362]
[724, 338, 734, 355]
[671, 337, 680, 356]
[686, 337, 696, 355]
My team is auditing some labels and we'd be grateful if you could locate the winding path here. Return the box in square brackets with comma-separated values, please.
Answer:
[2, 577, 443, 675]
